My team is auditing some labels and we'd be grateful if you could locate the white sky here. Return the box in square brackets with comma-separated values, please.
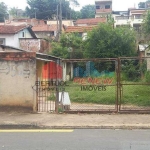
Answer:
[0, 0, 146, 11]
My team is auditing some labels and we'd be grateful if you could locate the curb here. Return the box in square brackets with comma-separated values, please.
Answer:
[1, 124, 150, 130]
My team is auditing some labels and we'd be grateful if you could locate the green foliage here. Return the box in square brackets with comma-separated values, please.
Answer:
[121, 60, 141, 81]
[145, 71, 150, 82]
[26, 0, 71, 19]
[80, 5, 95, 19]
[9, 7, 26, 18]
[138, 2, 146, 8]
[48, 94, 56, 101]
[143, 10, 150, 35]
[0, 2, 8, 22]
[51, 33, 83, 59]
[65, 82, 150, 106]
[70, 10, 81, 20]
[84, 23, 137, 58]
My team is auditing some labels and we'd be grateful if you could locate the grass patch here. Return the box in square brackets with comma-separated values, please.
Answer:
[64, 82, 150, 106]
[121, 85, 150, 106]
[65, 83, 116, 105]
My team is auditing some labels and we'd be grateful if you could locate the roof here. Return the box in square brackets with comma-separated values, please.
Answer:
[95, 0, 112, 2]
[0, 25, 37, 38]
[32, 24, 57, 32]
[0, 44, 28, 52]
[75, 18, 107, 25]
[130, 9, 146, 14]
[0, 25, 28, 34]
[65, 26, 95, 33]
[138, 44, 149, 51]
[96, 0, 112, 1]
[36, 52, 62, 61]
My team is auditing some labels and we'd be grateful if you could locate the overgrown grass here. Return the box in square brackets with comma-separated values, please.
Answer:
[121, 85, 150, 106]
[65, 83, 116, 105]
[64, 82, 150, 106]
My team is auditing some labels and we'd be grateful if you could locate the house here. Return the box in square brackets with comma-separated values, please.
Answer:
[0, 24, 51, 53]
[75, 18, 107, 26]
[113, 8, 146, 30]
[0, 25, 37, 48]
[32, 24, 59, 38]
[129, 9, 146, 32]
[95, 0, 112, 18]
[47, 20, 74, 27]
[65, 26, 95, 40]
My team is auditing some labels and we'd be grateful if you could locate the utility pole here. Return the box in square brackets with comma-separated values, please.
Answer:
[59, 0, 62, 35]
[57, 4, 59, 34]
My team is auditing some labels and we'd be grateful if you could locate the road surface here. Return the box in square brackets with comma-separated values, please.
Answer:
[0, 129, 150, 150]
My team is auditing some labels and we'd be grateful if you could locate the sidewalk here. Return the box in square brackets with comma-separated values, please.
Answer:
[0, 111, 150, 129]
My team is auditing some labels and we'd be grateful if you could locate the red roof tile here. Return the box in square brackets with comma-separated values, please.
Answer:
[75, 18, 107, 25]
[0, 25, 27, 34]
[65, 26, 96, 33]
[32, 24, 57, 32]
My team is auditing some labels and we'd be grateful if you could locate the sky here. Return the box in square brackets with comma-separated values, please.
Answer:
[0, 0, 146, 11]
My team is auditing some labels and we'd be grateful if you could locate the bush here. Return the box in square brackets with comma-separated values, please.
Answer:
[145, 71, 150, 82]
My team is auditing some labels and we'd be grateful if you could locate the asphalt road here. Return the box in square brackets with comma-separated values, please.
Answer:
[0, 129, 150, 150]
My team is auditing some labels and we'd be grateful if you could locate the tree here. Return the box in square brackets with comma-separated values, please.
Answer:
[80, 5, 95, 19]
[69, 10, 81, 20]
[138, 2, 146, 8]
[143, 10, 150, 35]
[26, 0, 78, 20]
[51, 33, 83, 59]
[84, 23, 137, 58]
[0, 2, 8, 22]
[9, 7, 26, 18]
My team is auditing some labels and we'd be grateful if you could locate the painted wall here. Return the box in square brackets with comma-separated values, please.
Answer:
[0, 52, 36, 110]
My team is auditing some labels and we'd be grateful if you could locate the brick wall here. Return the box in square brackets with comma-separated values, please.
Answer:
[20, 39, 51, 53]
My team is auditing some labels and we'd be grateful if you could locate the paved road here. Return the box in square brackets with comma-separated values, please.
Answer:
[0, 129, 150, 150]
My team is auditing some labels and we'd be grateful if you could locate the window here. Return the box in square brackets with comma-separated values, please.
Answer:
[96, 5, 100, 9]
[22, 32, 25, 37]
[115, 16, 129, 20]
[0, 38, 5, 45]
[105, 5, 110, 9]
[135, 14, 142, 19]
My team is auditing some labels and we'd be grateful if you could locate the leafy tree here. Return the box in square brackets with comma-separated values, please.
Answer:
[70, 10, 81, 20]
[138, 2, 146, 8]
[143, 10, 150, 35]
[51, 33, 83, 59]
[26, 0, 79, 20]
[9, 7, 26, 18]
[0, 2, 8, 22]
[138, 0, 150, 8]
[80, 5, 95, 19]
[84, 23, 137, 58]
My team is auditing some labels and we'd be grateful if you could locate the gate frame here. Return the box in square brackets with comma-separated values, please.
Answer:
[62, 58, 119, 113]
[118, 57, 150, 113]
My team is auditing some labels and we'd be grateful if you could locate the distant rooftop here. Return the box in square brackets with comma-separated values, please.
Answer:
[75, 18, 107, 25]
[95, 0, 112, 3]
[65, 26, 96, 33]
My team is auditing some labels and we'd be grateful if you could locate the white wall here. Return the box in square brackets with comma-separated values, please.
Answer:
[0, 28, 34, 48]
